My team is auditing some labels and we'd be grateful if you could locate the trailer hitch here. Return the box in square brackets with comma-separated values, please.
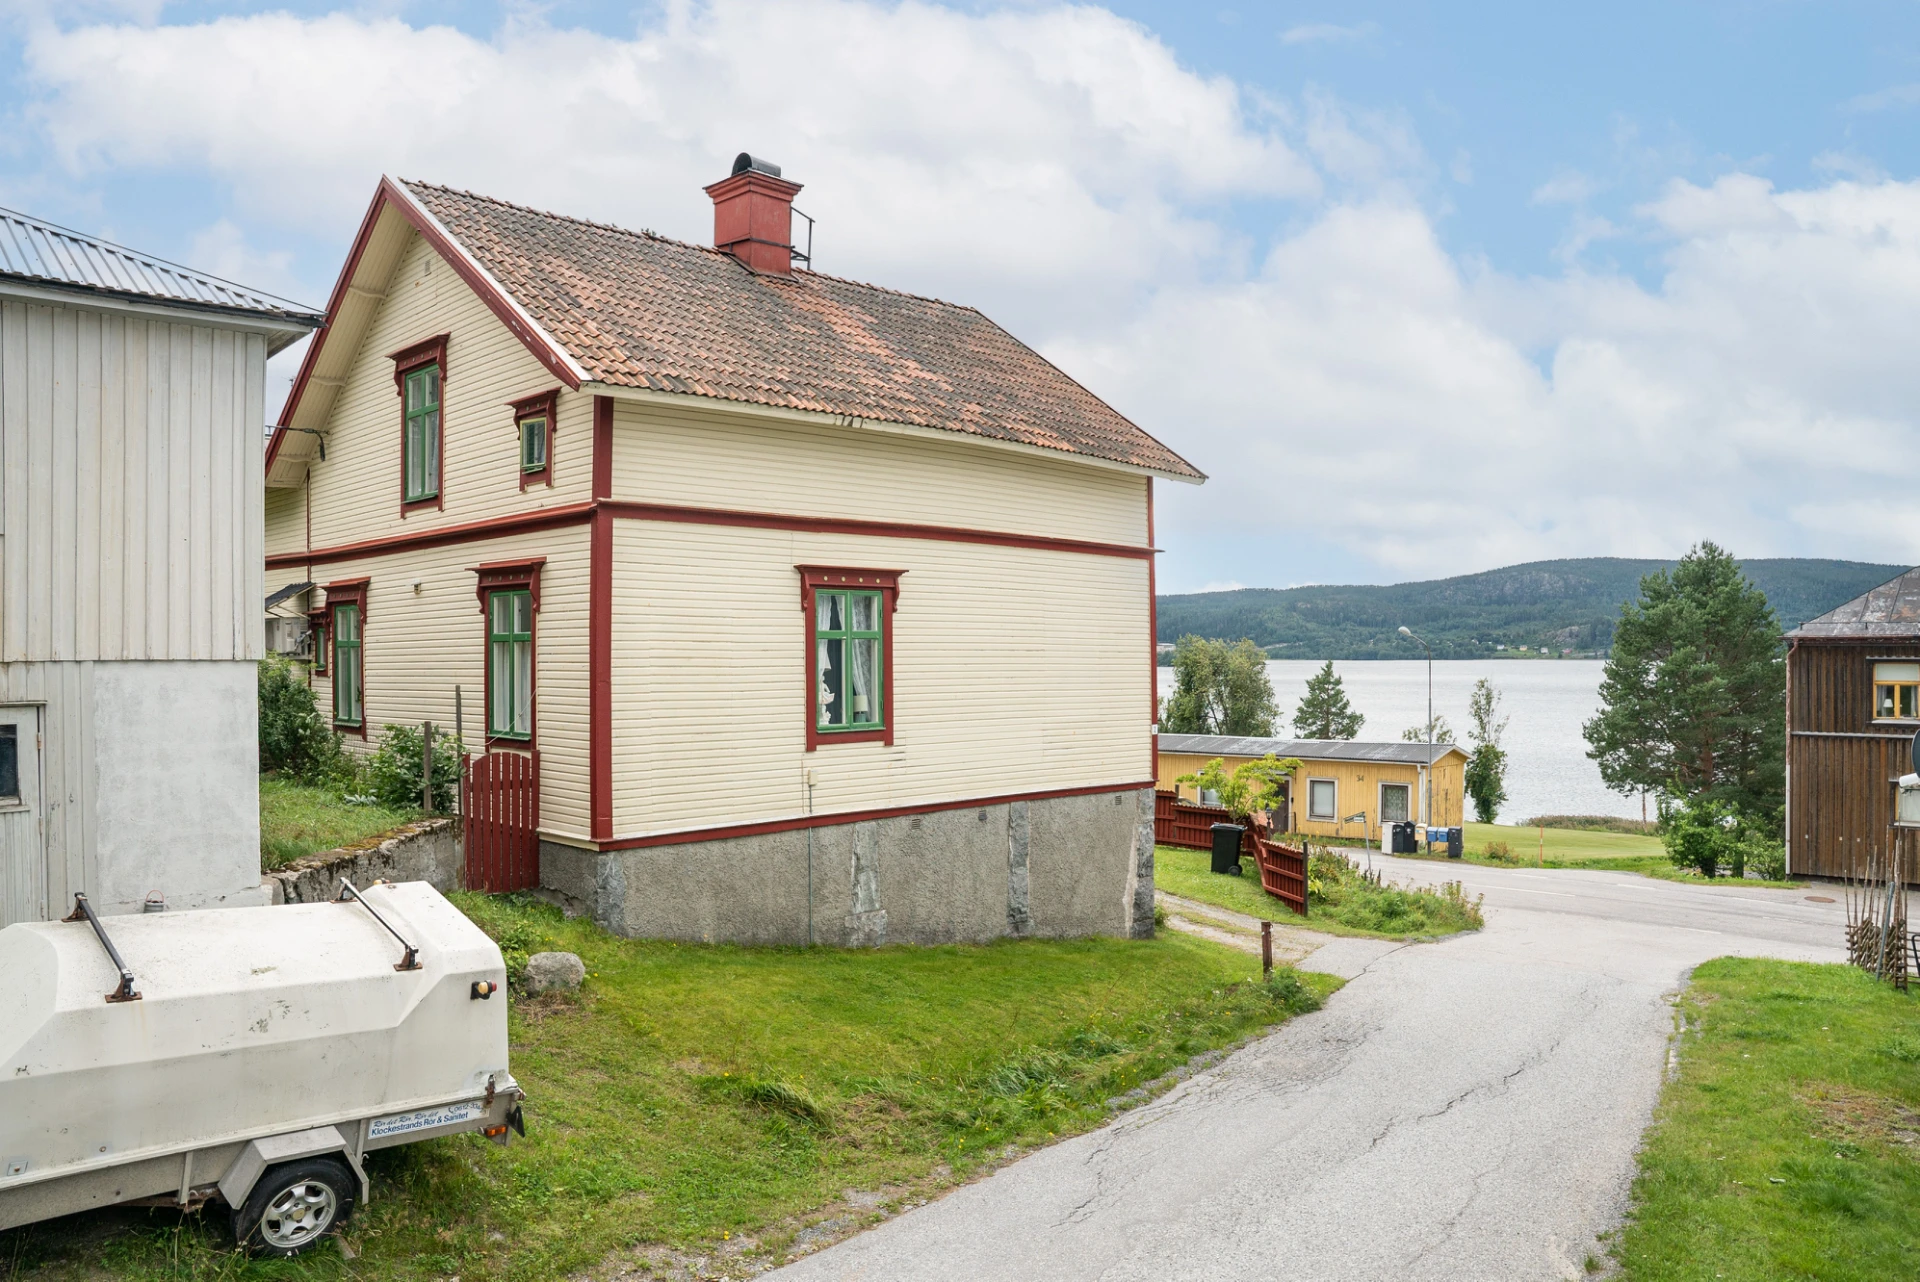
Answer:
[333, 878, 423, 971]
[61, 893, 141, 1003]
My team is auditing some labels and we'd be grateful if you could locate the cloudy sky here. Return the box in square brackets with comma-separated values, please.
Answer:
[2, 1, 1917, 593]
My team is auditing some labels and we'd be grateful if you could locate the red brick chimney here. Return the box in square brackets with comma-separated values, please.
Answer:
[705, 153, 803, 275]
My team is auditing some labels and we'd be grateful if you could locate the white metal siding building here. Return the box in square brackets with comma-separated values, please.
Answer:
[0, 207, 321, 924]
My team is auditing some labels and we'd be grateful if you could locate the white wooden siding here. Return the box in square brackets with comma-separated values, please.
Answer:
[310, 527, 591, 838]
[610, 400, 1149, 547]
[0, 300, 266, 662]
[300, 232, 592, 553]
[609, 519, 1151, 837]
[265, 481, 305, 562]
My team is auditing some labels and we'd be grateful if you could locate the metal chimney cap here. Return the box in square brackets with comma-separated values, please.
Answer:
[732, 153, 782, 178]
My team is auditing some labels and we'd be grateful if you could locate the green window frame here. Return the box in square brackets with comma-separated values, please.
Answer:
[403, 363, 441, 503]
[815, 589, 884, 732]
[488, 588, 534, 740]
[519, 413, 548, 473]
[331, 603, 362, 727]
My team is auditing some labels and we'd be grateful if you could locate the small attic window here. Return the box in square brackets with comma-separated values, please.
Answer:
[509, 389, 558, 489]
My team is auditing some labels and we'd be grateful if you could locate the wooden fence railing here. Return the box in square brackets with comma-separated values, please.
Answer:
[1252, 829, 1309, 917]
[464, 750, 540, 893]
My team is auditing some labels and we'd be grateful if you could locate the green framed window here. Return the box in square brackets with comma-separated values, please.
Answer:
[488, 589, 533, 740]
[331, 603, 362, 726]
[403, 364, 441, 502]
[815, 590, 883, 731]
[519, 413, 548, 473]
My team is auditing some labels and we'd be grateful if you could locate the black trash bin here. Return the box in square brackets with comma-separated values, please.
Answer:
[1210, 823, 1246, 875]
[1390, 821, 1417, 854]
[1446, 826, 1463, 859]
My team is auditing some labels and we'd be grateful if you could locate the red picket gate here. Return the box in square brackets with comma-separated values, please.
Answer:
[463, 750, 540, 892]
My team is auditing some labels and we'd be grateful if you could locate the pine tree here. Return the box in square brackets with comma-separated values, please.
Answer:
[1463, 677, 1509, 823]
[1582, 542, 1785, 825]
[1161, 636, 1277, 736]
[1291, 661, 1364, 739]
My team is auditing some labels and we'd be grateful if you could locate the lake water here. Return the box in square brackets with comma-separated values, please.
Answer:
[1157, 659, 1643, 822]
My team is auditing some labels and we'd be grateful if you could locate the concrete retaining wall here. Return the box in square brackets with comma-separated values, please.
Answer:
[540, 787, 1156, 946]
[265, 818, 463, 904]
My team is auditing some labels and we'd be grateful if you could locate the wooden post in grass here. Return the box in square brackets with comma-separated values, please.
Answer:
[1538, 822, 1545, 868]
[422, 721, 434, 814]
[1261, 920, 1273, 980]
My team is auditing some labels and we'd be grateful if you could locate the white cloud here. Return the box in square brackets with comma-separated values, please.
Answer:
[1530, 170, 1597, 206]
[1844, 83, 1920, 113]
[1278, 21, 1378, 46]
[16, 2, 1920, 590]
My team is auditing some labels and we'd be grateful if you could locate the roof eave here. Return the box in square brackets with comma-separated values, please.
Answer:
[578, 379, 1207, 484]
[0, 276, 322, 351]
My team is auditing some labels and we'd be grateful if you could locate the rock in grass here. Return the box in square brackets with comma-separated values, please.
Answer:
[523, 951, 585, 994]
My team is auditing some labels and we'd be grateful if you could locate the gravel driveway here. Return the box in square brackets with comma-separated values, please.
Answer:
[765, 858, 1847, 1282]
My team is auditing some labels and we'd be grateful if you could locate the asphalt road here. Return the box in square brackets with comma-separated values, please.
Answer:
[766, 860, 1848, 1282]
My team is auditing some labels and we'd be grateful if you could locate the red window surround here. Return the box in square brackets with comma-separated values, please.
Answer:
[473, 558, 544, 748]
[325, 577, 369, 738]
[392, 333, 448, 516]
[510, 388, 558, 490]
[798, 566, 902, 752]
[306, 600, 328, 674]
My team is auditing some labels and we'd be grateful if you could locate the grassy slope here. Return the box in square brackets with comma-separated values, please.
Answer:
[1155, 845, 1483, 937]
[6, 896, 1337, 1281]
[1619, 959, 1920, 1280]
[258, 776, 418, 870]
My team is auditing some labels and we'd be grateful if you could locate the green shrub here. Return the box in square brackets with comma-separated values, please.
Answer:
[1482, 840, 1515, 863]
[257, 657, 345, 782]
[1744, 837, 1787, 881]
[365, 723, 464, 811]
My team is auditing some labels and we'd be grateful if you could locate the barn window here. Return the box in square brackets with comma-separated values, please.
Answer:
[798, 567, 902, 750]
[488, 590, 534, 741]
[1307, 778, 1337, 820]
[1874, 662, 1920, 721]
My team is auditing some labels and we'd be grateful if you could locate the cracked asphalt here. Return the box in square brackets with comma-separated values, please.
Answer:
[765, 857, 1849, 1282]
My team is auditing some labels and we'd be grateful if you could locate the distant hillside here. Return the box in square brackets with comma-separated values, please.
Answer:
[1156, 557, 1908, 661]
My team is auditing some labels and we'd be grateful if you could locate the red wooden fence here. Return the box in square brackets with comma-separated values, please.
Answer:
[1252, 830, 1309, 917]
[1155, 791, 1259, 858]
[464, 750, 540, 892]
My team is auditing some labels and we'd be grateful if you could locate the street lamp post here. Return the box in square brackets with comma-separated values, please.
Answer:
[1398, 626, 1434, 834]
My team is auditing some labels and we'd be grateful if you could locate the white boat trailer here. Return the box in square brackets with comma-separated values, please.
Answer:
[0, 881, 524, 1256]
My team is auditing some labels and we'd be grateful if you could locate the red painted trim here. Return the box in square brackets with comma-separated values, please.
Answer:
[592, 395, 612, 500]
[265, 498, 1155, 572]
[799, 567, 902, 751]
[589, 504, 613, 841]
[599, 501, 1154, 560]
[266, 501, 594, 571]
[510, 388, 559, 490]
[394, 334, 448, 516]
[474, 561, 543, 750]
[1147, 477, 1158, 782]
[272, 176, 582, 473]
[590, 780, 1157, 852]
[324, 578, 370, 739]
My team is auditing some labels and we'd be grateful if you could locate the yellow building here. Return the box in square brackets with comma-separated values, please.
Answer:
[1157, 733, 1467, 841]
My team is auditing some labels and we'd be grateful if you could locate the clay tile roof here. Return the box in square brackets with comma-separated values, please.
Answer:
[400, 180, 1201, 480]
[1788, 567, 1920, 639]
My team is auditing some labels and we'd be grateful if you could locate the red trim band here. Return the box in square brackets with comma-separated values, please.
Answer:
[583, 779, 1156, 852]
[592, 394, 613, 500]
[267, 499, 1154, 571]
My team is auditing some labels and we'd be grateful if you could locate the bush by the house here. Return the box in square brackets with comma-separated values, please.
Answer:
[257, 657, 347, 784]
[365, 723, 465, 811]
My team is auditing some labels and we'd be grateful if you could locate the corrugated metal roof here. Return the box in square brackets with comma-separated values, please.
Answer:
[1788, 567, 1920, 639]
[0, 205, 322, 324]
[1156, 733, 1464, 765]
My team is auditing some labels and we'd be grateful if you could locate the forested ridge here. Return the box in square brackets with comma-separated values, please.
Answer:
[1156, 557, 1906, 660]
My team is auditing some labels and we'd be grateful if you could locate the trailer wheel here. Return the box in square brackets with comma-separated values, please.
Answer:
[233, 1156, 357, 1257]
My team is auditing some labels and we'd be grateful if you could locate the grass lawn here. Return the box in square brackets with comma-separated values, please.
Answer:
[4, 895, 1337, 1281]
[1384, 822, 1803, 888]
[1617, 958, 1920, 1280]
[1155, 844, 1484, 938]
[258, 775, 419, 871]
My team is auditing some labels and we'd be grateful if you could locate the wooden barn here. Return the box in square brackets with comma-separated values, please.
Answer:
[1786, 566, 1920, 882]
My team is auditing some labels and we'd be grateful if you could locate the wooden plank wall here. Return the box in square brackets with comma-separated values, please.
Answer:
[0, 300, 266, 662]
[1788, 639, 1920, 881]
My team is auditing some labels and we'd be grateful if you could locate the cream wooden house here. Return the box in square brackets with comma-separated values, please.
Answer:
[266, 158, 1202, 945]
[0, 205, 320, 925]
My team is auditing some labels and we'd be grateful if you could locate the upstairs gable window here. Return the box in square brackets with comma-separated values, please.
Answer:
[1875, 662, 1920, 721]
[391, 334, 448, 512]
[509, 388, 558, 489]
